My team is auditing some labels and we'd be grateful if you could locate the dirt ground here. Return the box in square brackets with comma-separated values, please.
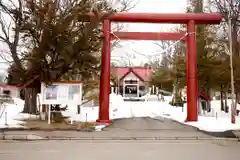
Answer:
[21, 119, 96, 130]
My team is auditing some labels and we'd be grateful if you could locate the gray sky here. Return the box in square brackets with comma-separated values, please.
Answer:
[111, 0, 188, 66]
[0, 0, 188, 71]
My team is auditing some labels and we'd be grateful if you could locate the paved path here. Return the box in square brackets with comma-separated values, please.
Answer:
[103, 117, 210, 137]
[0, 140, 239, 160]
[1, 117, 212, 139]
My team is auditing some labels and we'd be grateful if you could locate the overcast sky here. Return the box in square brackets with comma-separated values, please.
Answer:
[0, 0, 188, 71]
[111, 0, 188, 66]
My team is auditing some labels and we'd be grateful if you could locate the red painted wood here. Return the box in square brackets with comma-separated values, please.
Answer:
[98, 12, 223, 123]
[97, 19, 112, 124]
[111, 32, 186, 41]
[86, 12, 222, 24]
[186, 20, 198, 122]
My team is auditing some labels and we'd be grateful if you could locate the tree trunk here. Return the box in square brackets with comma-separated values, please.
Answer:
[224, 92, 228, 112]
[22, 88, 38, 114]
[235, 90, 238, 115]
[200, 87, 211, 112]
[220, 84, 224, 111]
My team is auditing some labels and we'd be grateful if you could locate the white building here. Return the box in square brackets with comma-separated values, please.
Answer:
[111, 67, 153, 98]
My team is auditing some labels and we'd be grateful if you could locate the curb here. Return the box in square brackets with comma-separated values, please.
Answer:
[196, 129, 240, 139]
[0, 128, 101, 132]
[0, 124, 108, 132]
[152, 116, 240, 139]
[1, 117, 239, 140]
[0, 135, 239, 141]
[0, 134, 45, 140]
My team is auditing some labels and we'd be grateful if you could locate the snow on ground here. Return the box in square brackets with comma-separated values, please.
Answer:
[1, 94, 240, 132]
[191, 100, 240, 132]
[151, 99, 240, 132]
[0, 98, 26, 128]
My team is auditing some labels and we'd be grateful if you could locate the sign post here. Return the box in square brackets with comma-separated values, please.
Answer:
[41, 82, 82, 124]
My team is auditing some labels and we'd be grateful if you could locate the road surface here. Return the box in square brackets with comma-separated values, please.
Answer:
[1, 117, 239, 159]
[0, 140, 240, 160]
[1, 117, 213, 138]
[102, 117, 212, 138]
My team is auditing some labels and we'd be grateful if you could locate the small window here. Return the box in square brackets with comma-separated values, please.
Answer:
[139, 86, 145, 91]
[3, 90, 10, 95]
[125, 80, 137, 84]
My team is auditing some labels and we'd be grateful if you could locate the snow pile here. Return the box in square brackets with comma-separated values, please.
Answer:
[164, 96, 173, 103]
[65, 93, 126, 122]
[0, 98, 25, 128]
[186, 117, 240, 132]
[2, 94, 240, 133]
[0, 97, 39, 128]
[110, 93, 124, 103]
[109, 93, 131, 119]
[12, 98, 25, 108]
[66, 94, 240, 133]
[138, 92, 150, 101]
[109, 93, 124, 114]
[156, 100, 240, 132]
[68, 107, 98, 122]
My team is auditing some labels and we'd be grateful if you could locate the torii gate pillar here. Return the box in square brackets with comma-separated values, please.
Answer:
[96, 13, 222, 123]
[186, 20, 197, 121]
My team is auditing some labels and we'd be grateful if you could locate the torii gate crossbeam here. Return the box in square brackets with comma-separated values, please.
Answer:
[96, 13, 222, 123]
[110, 32, 186, 40]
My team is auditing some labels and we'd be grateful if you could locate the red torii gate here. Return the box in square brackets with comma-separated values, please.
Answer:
[96, 13, 222, 123]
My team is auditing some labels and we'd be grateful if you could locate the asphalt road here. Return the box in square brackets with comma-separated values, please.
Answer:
[102, 117, 212, 138]
[0, 140, 240, 160]
[1, 117, 213, 139]
[0, 117, 240, 160]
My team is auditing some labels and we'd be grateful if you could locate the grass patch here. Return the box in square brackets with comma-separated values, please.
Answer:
[21, 119, 97, 131]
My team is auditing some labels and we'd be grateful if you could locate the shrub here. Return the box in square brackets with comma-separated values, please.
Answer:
[169, 95, 183, 107]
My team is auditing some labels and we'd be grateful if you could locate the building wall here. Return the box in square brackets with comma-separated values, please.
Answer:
[124, 72, 139, 81]
[0, 62, 8, 83]
[118, 72, 146, 86]
[0, 87, 20, 98]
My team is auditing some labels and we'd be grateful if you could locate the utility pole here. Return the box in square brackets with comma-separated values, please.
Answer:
[228, 10, 236, 124]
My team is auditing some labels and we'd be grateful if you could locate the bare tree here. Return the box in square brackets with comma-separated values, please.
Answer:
[148, 25, 186, 69]
[208, 0, 240, 103]
[0, 0, 24, 72]
[0, 0, 135, 114]
[208, 0, 240, 56]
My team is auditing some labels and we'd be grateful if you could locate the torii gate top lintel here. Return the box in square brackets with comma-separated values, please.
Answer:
[99, 13, 223, 24]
